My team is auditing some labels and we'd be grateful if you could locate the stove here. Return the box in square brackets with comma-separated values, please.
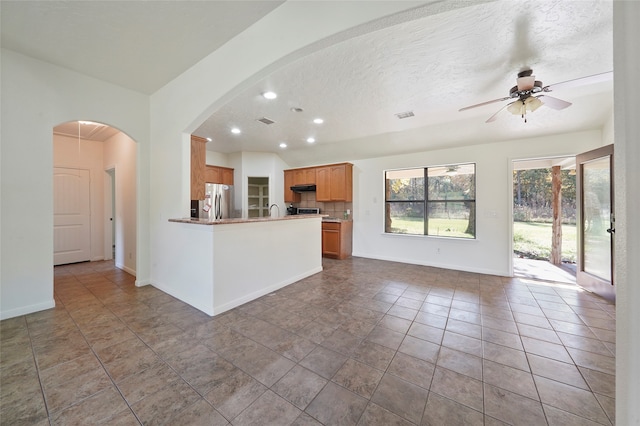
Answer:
[297, 208, 320, 215]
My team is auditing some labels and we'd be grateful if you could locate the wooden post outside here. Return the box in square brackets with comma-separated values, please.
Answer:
[550, 166, 562, 264]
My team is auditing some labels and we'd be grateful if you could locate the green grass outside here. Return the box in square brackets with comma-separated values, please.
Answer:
[389, 217, 474, 238]
[389, 217, 577, 262]
[513, 221, 577, 263]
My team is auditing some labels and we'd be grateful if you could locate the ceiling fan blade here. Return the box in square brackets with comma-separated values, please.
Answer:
[542, 71, 613, 92]
[459, 96, 512, 112]
[486, 102, 513, 123]
[538, 95, 572, 110]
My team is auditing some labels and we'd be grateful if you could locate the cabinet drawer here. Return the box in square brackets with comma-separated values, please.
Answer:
[322, 222, 340, 231]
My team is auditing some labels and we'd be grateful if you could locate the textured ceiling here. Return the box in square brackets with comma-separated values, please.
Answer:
[2, 1, 613, 165]
[193, 0, 613, 166]
[0, 0, 283, 94]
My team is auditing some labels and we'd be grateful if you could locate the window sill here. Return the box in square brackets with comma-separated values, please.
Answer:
[381, 232, 476, 241]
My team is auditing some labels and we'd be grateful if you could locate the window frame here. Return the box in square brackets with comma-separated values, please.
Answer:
[384, 163, 476, 239]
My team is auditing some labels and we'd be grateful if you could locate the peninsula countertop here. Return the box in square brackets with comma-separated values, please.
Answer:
[168, 214, 325, 225]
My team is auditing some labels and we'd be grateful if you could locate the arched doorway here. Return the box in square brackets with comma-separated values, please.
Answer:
[52, 121, 137, 274]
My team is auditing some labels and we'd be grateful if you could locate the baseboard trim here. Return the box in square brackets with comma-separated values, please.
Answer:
[135, 278, 151, 287]
[151, 265, 324, 317]
[351, 252, 508, 277]
[118, 264, 136, 277]
[212, 266, 324, 316]
[0, 300, 56, 320]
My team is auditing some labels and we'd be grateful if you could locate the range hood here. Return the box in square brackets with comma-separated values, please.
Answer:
[290, 184, 316, 193]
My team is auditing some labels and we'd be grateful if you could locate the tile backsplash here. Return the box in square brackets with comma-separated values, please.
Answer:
[294, 192, 353, 219]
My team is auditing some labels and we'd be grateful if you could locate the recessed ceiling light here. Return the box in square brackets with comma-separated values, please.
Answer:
[279, 142, 287, 148]
[206, 137, 212, 142]
[313, 118, 324, 124]
[306, 137, 315, 143]
[231, 127, 241, 134]
[262, 91, 277, 100]
[291, 107, 304, 113]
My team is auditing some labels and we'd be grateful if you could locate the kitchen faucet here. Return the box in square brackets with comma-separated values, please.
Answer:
[269, 203, 280, 218]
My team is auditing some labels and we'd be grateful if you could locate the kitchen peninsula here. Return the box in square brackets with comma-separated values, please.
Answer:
[167, 214, 323, 316]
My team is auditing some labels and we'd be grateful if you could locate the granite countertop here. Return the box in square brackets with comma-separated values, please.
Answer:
[169, 214, 325, 225]
[321, 216, 353, 223]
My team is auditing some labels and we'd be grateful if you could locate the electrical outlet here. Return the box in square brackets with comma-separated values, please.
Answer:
[436, 248, 441, 254]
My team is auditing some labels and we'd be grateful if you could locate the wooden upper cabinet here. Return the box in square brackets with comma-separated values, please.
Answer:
[285, 162, 351, 202]
[190, 135, 207, 200]
[205, 165, 234, 185]
[315, 167, 331, 201]
[293, 168, 316, 185]
[316, 163, 352, 202]
[330, 163, 352, 202]
[205, 165, 220, 184]
[221, 167, 234, 185]
[284, 169, 300, 203]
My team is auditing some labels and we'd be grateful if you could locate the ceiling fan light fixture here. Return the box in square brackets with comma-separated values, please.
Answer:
[507, 96, 543, 122]
[507, 101, 524, 116]
[517, 75, 536, 91]
[526, 96, 543, 112]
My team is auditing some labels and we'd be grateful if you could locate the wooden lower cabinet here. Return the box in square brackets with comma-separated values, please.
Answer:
[322, 221, 353, 259]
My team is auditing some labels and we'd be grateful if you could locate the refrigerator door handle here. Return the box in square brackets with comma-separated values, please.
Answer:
[216, 194, 222, 219]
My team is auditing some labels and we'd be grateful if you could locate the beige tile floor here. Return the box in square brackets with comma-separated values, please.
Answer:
[1, 257, 615, 425]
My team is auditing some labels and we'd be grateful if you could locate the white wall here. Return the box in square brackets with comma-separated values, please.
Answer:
[0, 49, 149, 320]
[104, 132, 137, 274]
[352, 130, 603, 276]
[53, 134, 105, 261]
[613, 1, 640, 423]
[602, 112, 615, 146]
[206, 151, 229, 167]
[147, 2, 424, 304]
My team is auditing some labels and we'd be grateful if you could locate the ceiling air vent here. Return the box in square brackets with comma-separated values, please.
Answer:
[395, 111, 415, 119]
[257, 117, 275, 125]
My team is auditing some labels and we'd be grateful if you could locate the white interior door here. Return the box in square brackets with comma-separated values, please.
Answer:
[54, 167, 91, 265]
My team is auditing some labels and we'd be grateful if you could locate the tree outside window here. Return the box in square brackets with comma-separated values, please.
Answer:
[385, 163, 476, 238]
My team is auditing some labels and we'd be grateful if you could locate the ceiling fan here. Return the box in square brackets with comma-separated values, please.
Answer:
[459, 69, 613, 123]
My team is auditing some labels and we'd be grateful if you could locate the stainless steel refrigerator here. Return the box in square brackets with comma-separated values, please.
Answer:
[198, 183, 234, 220]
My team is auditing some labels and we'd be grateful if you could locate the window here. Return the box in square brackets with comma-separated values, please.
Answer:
[385, 163, 476, 238]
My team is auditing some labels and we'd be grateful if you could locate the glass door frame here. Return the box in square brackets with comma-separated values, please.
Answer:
[576, 144, 615, 301]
